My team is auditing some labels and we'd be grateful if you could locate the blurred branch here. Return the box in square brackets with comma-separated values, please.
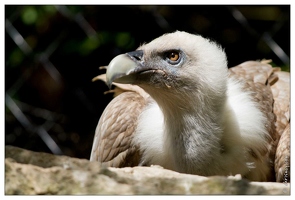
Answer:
[6, 19, 32, 55]
[6, 94, 63, 155]
[55, 5, 97, 38]
[228, 6, 289, 66]
[262, 32, 289, 65]
[14, 99, 66, 122]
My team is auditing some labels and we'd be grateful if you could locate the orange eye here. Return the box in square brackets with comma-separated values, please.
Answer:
[168, 52, 179, 61]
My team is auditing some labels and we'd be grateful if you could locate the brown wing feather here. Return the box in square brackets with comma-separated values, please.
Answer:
[274, 123, 290, 182]
[271, 71, 290, 182]
[90, 89, 148, 167]
[270, 71, 290, 136]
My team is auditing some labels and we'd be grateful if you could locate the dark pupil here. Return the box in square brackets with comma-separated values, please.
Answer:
[170, 53, 176, 59]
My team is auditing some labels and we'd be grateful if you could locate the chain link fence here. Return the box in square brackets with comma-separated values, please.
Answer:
[5, 5, 290, 159]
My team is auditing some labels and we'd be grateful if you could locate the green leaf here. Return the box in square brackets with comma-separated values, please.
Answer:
[21, 7, 38, 25]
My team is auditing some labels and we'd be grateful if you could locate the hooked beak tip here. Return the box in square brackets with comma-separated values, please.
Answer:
[105, 53, 138, 86]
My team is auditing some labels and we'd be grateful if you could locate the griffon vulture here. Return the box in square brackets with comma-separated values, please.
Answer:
[90, 31, 290, 182]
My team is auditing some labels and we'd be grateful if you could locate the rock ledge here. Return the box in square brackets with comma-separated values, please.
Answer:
[5, 146, 290, 195]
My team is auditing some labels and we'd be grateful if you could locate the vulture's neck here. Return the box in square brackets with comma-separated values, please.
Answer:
[150, 86, 229, 174]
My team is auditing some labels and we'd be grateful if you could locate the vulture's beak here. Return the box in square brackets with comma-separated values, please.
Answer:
[106, 50, 144, 88]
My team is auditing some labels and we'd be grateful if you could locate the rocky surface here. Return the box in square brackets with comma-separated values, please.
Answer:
[5, 145, 290, 195]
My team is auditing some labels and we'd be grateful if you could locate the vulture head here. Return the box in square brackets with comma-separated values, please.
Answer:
[107, 31, 228, 111]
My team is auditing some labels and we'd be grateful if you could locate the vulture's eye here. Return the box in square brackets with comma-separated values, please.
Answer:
[165, 51, 181, 65]
[168, 52, 179, 61]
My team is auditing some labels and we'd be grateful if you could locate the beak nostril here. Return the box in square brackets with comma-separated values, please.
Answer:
[134, 56, 141, 61]
[127, 50, 144, 61]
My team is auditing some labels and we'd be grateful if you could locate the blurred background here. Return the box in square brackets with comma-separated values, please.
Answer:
[5, 5, 290, 159]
